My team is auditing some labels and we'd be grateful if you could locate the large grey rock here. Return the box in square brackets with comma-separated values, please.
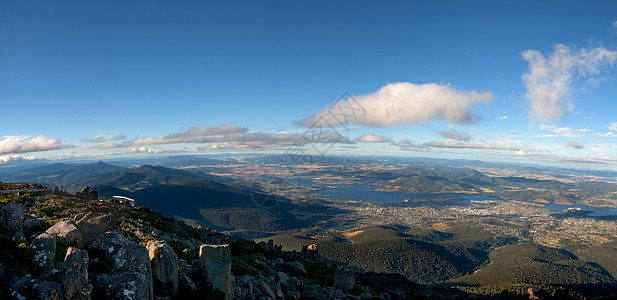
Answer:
[289, 261, 306, 274]
[36, 281, 63, 300]
[3, 202, 25, 230]
[32, 232, 57, 272]
[10, 274, 33, 300]
[75, 213, 119, 243]
[178, 273, 197, 292]
[46, 220, 83, 246]
[64, 247, 89, 279]
[199, 244, 231, 300]
[61, 269, 92, 300]
[333, 265, 355, 292]
[95, 272, 150, 300]
[23, 217, 46, 233]
[87, 232, 152, 300]
[257, 280, 275, 298]
[147, 240, 179, 297]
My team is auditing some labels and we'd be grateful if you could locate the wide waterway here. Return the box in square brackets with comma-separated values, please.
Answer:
[315, 185, 617, 217]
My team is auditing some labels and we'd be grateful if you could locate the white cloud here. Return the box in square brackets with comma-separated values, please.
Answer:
[522, 44, 617, 122]
[612, 20, 617, 33]
[599, 131, 617, 138]
[563, 141, 584, 149]
[539, 124, 593, 138]
[439, 129, 471, 141]
[355, 134, 392, 143]
[0, 135, 66, 155]
[504, 150, 617, 165]
[129, 147, 184, 154]
[390, 139, 428, 152]
[498, 115, 508, 120]
[0, 155, 44, 164]
[297, 82, 492, 127]
[104, 123, 356, 151]
[424, 140, 519, 151]
[80, 134, 126, 143]
[608, 122, 617, 132]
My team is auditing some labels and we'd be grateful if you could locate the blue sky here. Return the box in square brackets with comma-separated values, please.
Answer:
[2, 1, 617, 170]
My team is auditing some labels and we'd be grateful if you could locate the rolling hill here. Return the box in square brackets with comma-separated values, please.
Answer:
[452, 243, 616, 286]
[4, 161, 127, 191]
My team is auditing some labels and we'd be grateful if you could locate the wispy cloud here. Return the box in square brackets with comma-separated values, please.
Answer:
[129, 147, 185, 154]
[522, 43, 617, 122]
[390, 139, 428, 152]
[355, 134, 392, 143]
[0, 135, 68, 155]
[424, 140, 519, 151]
[563, 141, 584, 149]
[297, 82, 492, 127]
[498, 115, 508, 120]
[439, 129, 471, 141]
[539, 124, 593, 138]
[80, 134, 126, 143]
[502, 150, 617, 165]
[102, 123, 356, 151]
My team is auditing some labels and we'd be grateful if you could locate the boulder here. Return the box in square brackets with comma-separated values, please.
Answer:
[87, 232, 153, 300]
[275, 271, 289, 283]
[256, 280, 275, 298]
[36, 281, 63, 300]
[75, 213, 119, 242]
[10, 274, 33, 300]
[301, 244, 321, 261]
[147, 240, 179, 297]
[61, 269, 92, 300]
[46, 220, 83, 246]
[178, 273, 197, 292]
[23, 218, 45, 233]
[289, 261, 306, 274]
[75, 186, 98, 201]
[95, 272, 150, 300]
[32, 232, 57, 272]
[12, 231, 26, 242]
[199, 244, 231, 300]
[333, 265, 355, 292]
[64, 247, 89, 279]
[3, 202, 25, 230]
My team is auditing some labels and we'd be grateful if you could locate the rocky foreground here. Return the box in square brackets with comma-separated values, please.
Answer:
[0, 189, 579, 299]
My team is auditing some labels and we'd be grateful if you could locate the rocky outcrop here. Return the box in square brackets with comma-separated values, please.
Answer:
[46, 220, 83, 246]
[87, 232, 153, 300]
[179, 272, 197, 293]
[147, 240, 179, 297]
[62, 247, 92, 299]
[333, 265, 355, 292]
[75, 213, 119, 242]
[31, 232, 57, 272]
[3, 201, 25, 230]
[64, 247, 89, 278]
[301, 244, 321, 261]
[36, 281, 63, 300]
[75, 186, 98, 201]
[95, 272, 150, 300]
[10, 274, 33, 299]
[199, 244, 232, 300]
[61, 269, 91, 300]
